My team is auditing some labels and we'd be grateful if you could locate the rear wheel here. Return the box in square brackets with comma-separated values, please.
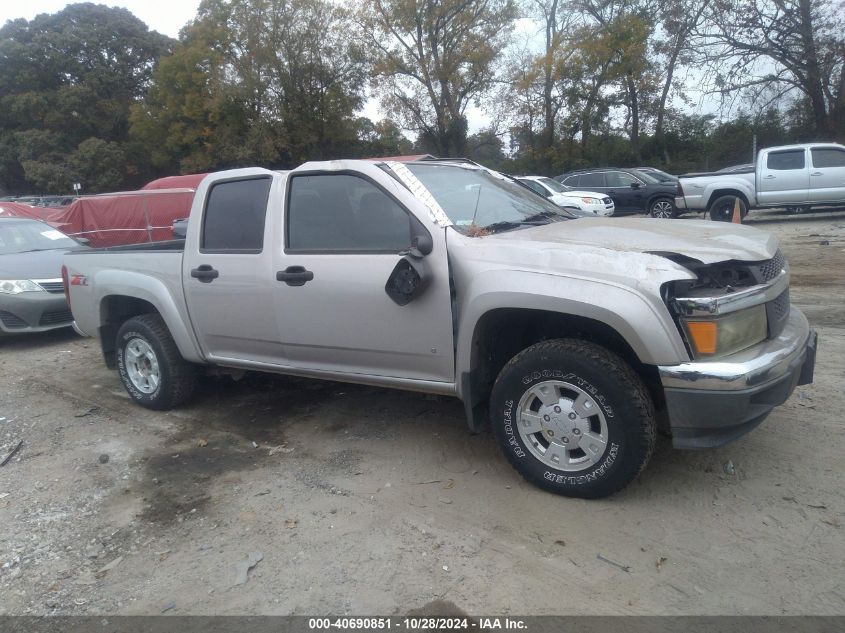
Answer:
[709, 195, 748, 221]
[649, 197, 677, 218]
[116, 314, 196, 410]
[490, 339, 656, 498]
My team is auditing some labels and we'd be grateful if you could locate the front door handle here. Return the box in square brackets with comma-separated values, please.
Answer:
[763, 175, 776, 179]
[190, 264, 219, 283]
[276, 266, 314, 286]
[811, 172, 823, 176]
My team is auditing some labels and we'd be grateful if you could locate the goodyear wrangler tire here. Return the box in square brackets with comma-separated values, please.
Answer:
[490, 339, 656, 498]
[116, 314, 196, 410]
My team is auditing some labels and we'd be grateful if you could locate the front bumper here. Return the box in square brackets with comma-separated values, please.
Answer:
[0, 292, 73, 335]
[658, 308, 816, 448]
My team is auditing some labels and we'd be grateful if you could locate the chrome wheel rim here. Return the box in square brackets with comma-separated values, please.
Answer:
[516, 380, 609, 472]
[652, 200, 673, 218]
[124, 337, 160, 394]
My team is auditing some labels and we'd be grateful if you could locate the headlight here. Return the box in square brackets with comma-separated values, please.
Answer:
[0, 280, 44, 294]
[581, 197, 600, 204]
[681, 304, 767, 359]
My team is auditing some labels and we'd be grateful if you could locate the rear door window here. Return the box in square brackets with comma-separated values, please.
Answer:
[579, 172, 605, 187]
[562, 175, 580, 187]
[767, 150, 806, 171]
[605, 172, 639, 187]
[202, 177, 271, 252]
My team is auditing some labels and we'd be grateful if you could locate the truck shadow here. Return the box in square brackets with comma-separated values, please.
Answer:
[0, 327, 80, 350]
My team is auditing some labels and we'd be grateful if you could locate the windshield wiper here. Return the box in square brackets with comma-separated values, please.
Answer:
[484, 210, 567, 233]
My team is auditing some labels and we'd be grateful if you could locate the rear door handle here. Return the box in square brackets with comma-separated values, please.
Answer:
[190, 264, 219, 283]
[276, 266, 314, 286]
[763, 175, 776, 179]
[811, 172, 823, 176]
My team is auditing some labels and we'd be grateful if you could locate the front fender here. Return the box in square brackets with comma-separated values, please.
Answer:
[94, 270, 204, 363]
[454, 269, 690, 399]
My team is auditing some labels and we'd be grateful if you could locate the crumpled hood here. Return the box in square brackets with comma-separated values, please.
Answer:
[0, 248, 78, 279]
[485, 217, 777, 264]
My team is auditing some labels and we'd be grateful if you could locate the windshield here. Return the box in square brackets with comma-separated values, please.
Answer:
[405, 164, 573, 232]
[539, 177, 567, 193]
[641, 168, 675, 182]
[0, 220, 77, 255]
[635, 170, 660, 184]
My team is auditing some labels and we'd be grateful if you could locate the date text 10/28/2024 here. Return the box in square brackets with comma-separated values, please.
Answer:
[308, 618, 528, 630]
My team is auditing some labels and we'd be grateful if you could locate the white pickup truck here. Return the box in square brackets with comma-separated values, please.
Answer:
[63, 159, 816, 498]
[676, 143, 845, 220]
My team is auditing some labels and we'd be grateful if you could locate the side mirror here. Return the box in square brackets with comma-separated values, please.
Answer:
[172, 218, 188, 239]
[385, 258, 430, 306]
[407, 217, 433, 258]
[75, 237, 91, 246]
[630, 182, 641, 189]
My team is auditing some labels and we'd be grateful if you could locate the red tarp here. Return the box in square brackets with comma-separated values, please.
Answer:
[142, 173, 207, 190]
[49, 189, 195, 247]
[0, 202, 62, 222]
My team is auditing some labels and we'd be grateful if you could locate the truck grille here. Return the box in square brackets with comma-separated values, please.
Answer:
[39, 309, 73, 326]
[602, 197, 613, 205]
[755, 250, 786, 283]
[766, 289, 790, 338]
[0, 311, 28, 328]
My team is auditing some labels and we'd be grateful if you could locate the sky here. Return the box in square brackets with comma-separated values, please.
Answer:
[0, 1, 723, 139]
[0, 0, 497, 134]
[0, 0, 201, 38]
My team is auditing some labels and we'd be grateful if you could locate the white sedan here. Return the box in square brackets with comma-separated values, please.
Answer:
[516, 176, 615, 217]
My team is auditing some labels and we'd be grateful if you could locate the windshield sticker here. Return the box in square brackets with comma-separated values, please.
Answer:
[40, 230, 66, 240]
[385, 161, 452, 227]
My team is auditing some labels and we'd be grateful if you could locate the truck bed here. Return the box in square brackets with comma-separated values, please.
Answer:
[84, 239, 185, 253]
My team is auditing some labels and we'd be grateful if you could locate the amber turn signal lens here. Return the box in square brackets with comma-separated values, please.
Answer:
[685, 321, 718, 355]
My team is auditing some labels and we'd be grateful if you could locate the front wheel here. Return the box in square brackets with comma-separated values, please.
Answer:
[709, 195, 747, 221]
[490, 339, 656, 498]
[649, 198, 677, 218]
[116, 314, 196, 410]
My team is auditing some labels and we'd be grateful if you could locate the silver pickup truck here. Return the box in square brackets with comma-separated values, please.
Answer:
[676, 143, 845, 220]
[63, 159, 817, 498]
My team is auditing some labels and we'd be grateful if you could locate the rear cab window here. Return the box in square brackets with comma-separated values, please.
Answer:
[201, 177, 272, 253]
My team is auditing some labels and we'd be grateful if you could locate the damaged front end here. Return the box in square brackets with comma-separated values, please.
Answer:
[654, 249, 816, 449]
[660, 250, 790, 360]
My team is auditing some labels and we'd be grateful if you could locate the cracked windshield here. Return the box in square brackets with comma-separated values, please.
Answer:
[405, 164, 574, 233]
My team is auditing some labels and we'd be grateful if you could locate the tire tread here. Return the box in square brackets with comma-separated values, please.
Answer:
[118, 314, 195, 410]
[492, 338, 656, 498]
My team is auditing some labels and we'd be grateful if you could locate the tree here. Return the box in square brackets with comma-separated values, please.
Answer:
[652, 0, 711, 162]
[358, 0, 518, 157]
[697, 0, 844, 136]
[131, 0, 368, 172]
[0, 3, 173, 193]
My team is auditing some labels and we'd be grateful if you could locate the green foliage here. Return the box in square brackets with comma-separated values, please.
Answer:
[0, 3, 173, 193]
[130, 0, 368, 173]
[358, 0, 517, 157]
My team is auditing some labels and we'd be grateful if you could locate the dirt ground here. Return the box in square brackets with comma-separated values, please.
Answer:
[0, 208, 843, 616]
